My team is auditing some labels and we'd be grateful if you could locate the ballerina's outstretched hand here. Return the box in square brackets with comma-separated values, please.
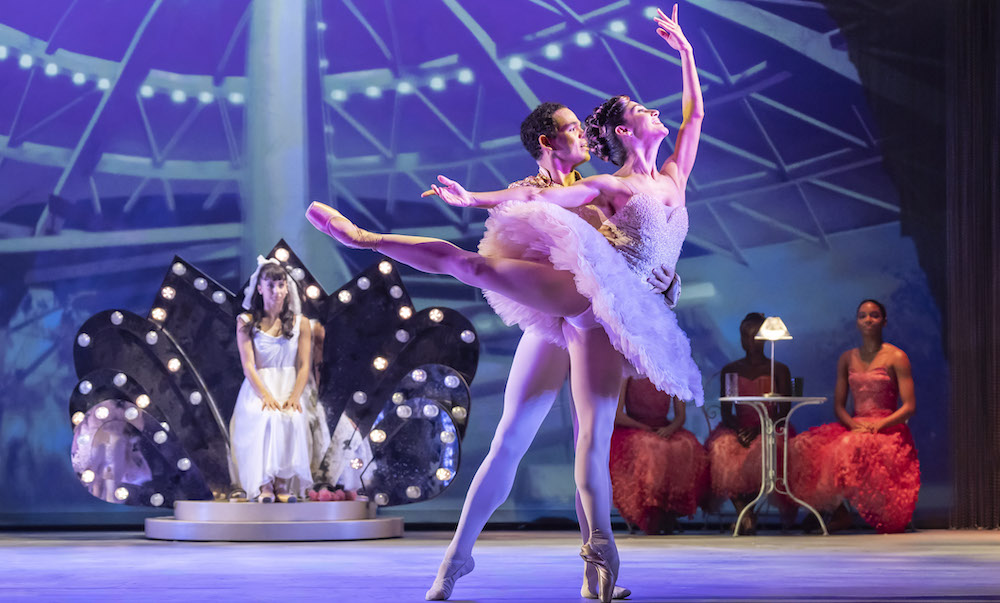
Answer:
[421, 175, 481, 208]
[306, 202, 382, 249]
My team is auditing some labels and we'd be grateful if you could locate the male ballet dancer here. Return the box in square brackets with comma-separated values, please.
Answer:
[425, 102, 680, 601]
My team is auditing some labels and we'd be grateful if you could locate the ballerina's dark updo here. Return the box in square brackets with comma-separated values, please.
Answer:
[584, 95, 630, 166]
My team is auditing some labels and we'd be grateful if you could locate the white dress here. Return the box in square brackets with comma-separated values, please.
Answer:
[230, 316, 313, 498]
[478, 193, 704, 405]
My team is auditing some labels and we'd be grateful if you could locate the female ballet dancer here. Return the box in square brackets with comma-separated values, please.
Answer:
[307, 7, 702, 599]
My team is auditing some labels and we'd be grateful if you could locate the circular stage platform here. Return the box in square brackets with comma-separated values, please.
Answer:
[145, 500, 404, 541]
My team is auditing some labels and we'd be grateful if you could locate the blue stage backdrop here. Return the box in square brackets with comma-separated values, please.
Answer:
[0, 1, 948, 526]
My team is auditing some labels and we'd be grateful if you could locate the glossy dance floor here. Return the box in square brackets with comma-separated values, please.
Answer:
[2, 529, 1000, 601]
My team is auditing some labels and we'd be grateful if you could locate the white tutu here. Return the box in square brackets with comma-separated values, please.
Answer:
[479, 196, 704, 405]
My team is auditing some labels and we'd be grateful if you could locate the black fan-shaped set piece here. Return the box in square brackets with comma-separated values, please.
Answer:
[69, 240, 479, 509]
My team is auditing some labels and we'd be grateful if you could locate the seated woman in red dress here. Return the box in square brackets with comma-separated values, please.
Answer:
[789, 299, 920, 533]
[610, 377, 709, 534]
[706, 312, 797, 532]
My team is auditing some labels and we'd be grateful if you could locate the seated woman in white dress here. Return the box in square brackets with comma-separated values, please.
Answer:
[231, 258, 313, 503]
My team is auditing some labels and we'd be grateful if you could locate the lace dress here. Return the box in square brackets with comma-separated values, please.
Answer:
[610, 378, 709, 531]
[788, 367, 920, 533]
[478, 194, 703, 404]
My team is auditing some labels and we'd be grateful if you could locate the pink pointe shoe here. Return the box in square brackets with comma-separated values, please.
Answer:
[424, 556, 475, 601]
[580, 529, 619, 603]
[306, 202, 382, 249]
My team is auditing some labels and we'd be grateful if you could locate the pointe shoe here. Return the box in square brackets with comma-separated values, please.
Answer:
[424, 556, 475, 601]
[581, 582, 632, 600]
[306, 202, 382, 249]
[580, 529, 619, 603]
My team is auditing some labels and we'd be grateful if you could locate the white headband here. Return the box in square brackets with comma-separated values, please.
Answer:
[242, 255, 302, 315]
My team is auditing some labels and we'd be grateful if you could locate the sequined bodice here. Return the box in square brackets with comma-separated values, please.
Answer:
[849, 367, 898, 417]
[601, 194, 687, 278]
[253, 319, 300, 370]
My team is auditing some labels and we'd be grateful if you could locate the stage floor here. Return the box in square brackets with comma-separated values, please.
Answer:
[2, 529, 999, 601]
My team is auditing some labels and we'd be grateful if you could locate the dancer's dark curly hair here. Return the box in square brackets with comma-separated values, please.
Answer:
[520, 102, 568, 160]
[243, 262, 296, 339]
[584, 95, 630, 166]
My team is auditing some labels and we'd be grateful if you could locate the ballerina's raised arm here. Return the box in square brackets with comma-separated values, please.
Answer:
[655, 4, 704, 184]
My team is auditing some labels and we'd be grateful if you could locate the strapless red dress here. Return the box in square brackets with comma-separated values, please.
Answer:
[609, 378, 709, 531]
[705, 375, 797, 516]
[788, 367, 920, 533]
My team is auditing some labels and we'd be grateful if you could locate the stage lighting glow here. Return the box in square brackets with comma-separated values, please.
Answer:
[197, 91, 214, 103]
[151, 307, 167, 321]
[644, 6, 659, 19]
[330, 89, 347, 101]
[114, 487, 129, 501]
[0, 46, 7, 60]
[77, 333, 91, 348]
[429, 76, 446, 91]
[110, 311, 124, 325]
[357, 276, 371, 290]
[422, 404, 439, 418]
[80, 470, 95, 483]
[153, 430, 167, 444]
[396, 405, 412, 419]
[124, 407, 138, 420]
[150, 493, 164, 507]
[140, 84, 154, 98]
[292, 268, 305, 281]
[306, 284, 321, 299]
[97, 77, 110, 90]
[172, 262, 187, 276]
[457, 68, 474, 84]
[374, 493, 388, 505]
[396, 81, 414, 94]
[177, 458, 191, 471]
[507, 56, 525, 71]
[436, 468, 452, 481]
[373, 356, 388, 371]
[161, 422, 170, 431]
[171, 89, 186, 103]
[95, 406, 109, 420]
[460, 330, 476, 343]
[395, 329, 409, 343]
[320, 58, 329, 70]
[365, 85, 382, 98]
[389, 285, 403, 299]
[378, 261, 393, 274]
[44, 62, 58, 76]
[338, 290, 352, 303]
[317, 21, 327, 31]
[19, 54, 33, 69]
[228, 91, 245, 104]
[136, 394, 150, 408]
[167, 358, 181, 372]
[189, 391, 202, 405]
[543, 43, 562, 60]
[609, 19, 627, 33]
[350, 458, 363, 470]
[429, 308, 444, 322]
[194, 277, 207, 290]
[399, 306, 413, 319]
[113, 373, 127, 387]
[161, 286, 176, 300]
[274, 247, 290, 261]
[451, 406, 467, 421]
[575, 31, 594, 47]
[78, 380, 93, 395]
[440, 430, 456, 444]
[353, 391, 367, 404]
[444, 375, 460, 388]
[145, 331, 158, 345]
[392, 392, 404, 404]
[370, 429, 386, 443]
[411, 369, 427, 382]
[405, 486, 421, 499]
[212, 291, 226, 304]
[72, 411, 85, 425]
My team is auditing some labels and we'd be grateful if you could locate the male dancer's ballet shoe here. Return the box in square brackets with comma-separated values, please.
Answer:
[424, 556, 475, 601]
[306, 202, 382, 249]
[580, 529, 618, 603]
[256, 492, 274, 504]
[581, 582, 632, 600]
[276, 492, 297, 504]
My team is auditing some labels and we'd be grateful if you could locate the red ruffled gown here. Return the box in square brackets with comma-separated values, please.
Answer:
[610, 378, 710, 532]
[705, 376, 797, 517]
[788, 367, 920, 533]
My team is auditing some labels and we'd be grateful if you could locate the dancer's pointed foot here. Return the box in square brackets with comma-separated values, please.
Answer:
[582, 581, 631, 600]
[425, 555, 475, 601]
[580, 529, 619, 603]
[306, 202, 382, 249]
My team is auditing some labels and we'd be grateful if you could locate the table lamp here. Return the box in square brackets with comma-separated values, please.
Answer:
[755, 316, 792, 396]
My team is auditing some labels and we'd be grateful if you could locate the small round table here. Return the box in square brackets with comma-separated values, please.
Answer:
[718, 395, 829, 536]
